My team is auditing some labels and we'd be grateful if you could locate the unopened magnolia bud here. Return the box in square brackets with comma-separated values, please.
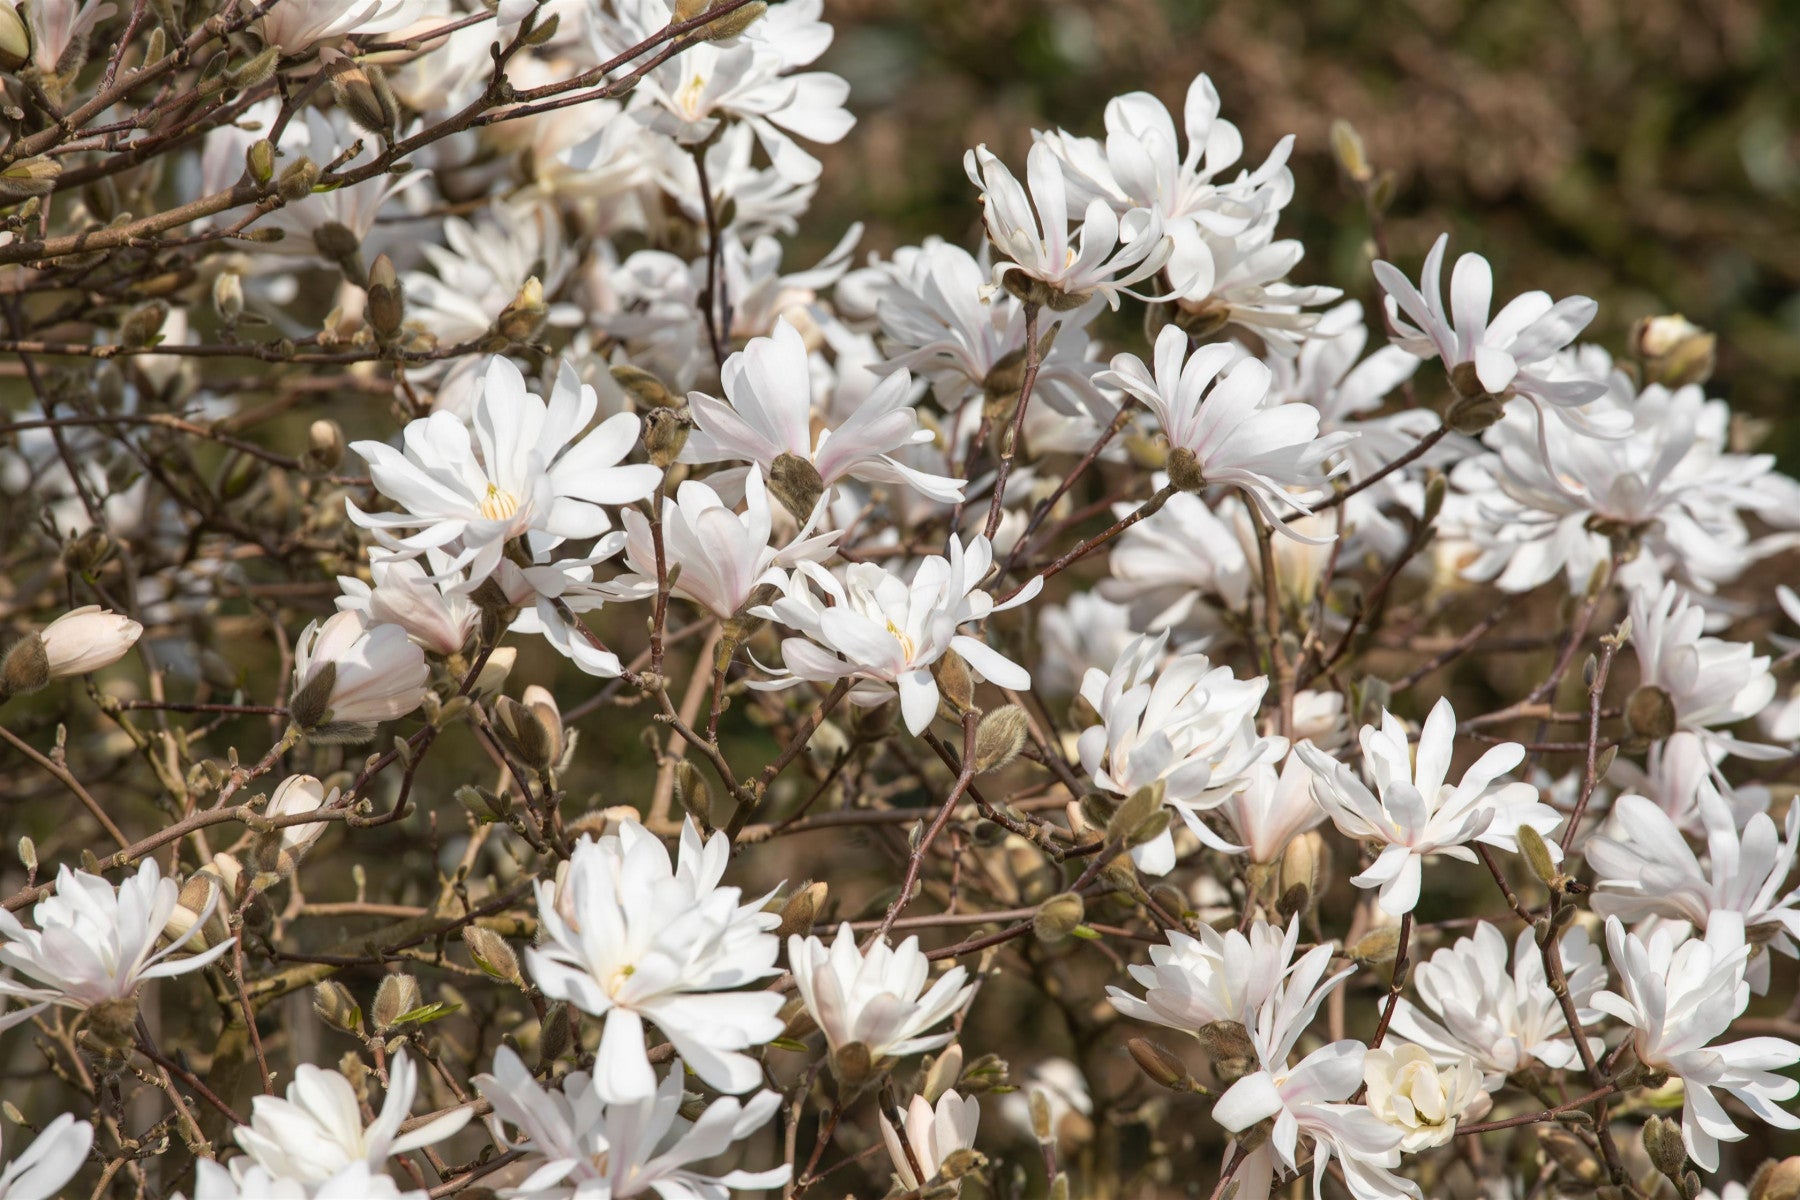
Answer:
[853, 698, 898, 740]
[1032, 892, 1085, 943]
[931, 649, 974, 717]
[372, 973, 422, 1030]
[62, 527, 113, 576]
[1277, 830, 1330, 901]
[1107, 782, 1166, 847]
[1349, 925, 1403, 967]
[0, 4, 28, 70]
[312, 221, 361, 264]
[922, 1044, 963, 1105]
[1627, 685, 1677, 740]
[1329, 118, 1372, 183]
[539, 1001, 573, 1065]
[1128, 1037, 1193, 1091]
[366, 253, 404, 341]
[1517, 824, 1562, 889]
[120, 301, 169, 349]
[673, 760, 711, 827]
[227, 45, 281, 91]
[457, 783, 512, 821]
[17, 837, 36, 873]
[1048, 1173, 1070, 1200]
[0, 157, 61, 199]
[521, 685, 564, 766]
[246, 139, 276, 185]
[699, 0, 767, 40]
[328, 56, 399, 137]
[611, 363, 677, 409]
[492, 276, 547, 344]
[1751, 1157, 1800, 1200]
[212, 271, 245, 324]
[776, 881, 827, 939]
[1164, 446, 1205, 493]
[641, 406, 691, 468]
[0, 635, 51, 699]
[1027, 1088, 1054, 1142]
[463, 925, 522, 984]
[1634, 314, 1716, 389]
[973, 705, 1029, 773]
[312, 980, 363, 1032]
[1445, 382, 1505, 433]
[767, 452, 824, 522]
[493, 695, 555, 771]
[276, 157, 319, 202]
[1642, 1115, 1686, 1180]
[288, 660, 338, 730]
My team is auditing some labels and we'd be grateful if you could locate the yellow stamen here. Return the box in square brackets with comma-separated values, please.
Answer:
[480, 482, 520, 522]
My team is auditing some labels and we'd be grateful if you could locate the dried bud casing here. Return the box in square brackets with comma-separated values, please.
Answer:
[1107, 782, 1166, 847]
[829, 1040, 875, 1088]
[1127, 1037, 1192, 1091]
[491, 276, 548, 345]
[366, 253, 405, 341]
[306, 420, 346, 473]
[673, 760, 712, 827]
[611, 363, 677, 409]
[699, 0, 767, 40]
[1626, 685, 1678, 741]
[1196, 1020, 1258, 1084]
[493, 695, 556, 771]
[1633, 314, 1717, 389]
[641, 406, 691, 468]
[1751, 1157, 1800, 1200]
[1164, 446, 1206, 493]
[1349, 925, 1403, 967]
[921, 1044, 963, 1105]
[538, 1002, 573, 1065]
[767, 452, 824, 522]
[84, 995, 140, 1050]
[775, 881, 827, 939]
[931, 649, 975, 717]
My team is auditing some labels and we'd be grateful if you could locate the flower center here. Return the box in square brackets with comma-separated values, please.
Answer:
[886, 618, 916, 661]
[675, 72, 708, 120]
[480, 483, 520, 522]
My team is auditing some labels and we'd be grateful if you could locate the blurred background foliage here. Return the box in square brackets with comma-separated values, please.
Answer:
[811, 0, 1800, 457]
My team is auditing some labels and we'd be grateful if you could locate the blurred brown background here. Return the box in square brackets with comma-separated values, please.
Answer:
[811, 0, 1800, 452]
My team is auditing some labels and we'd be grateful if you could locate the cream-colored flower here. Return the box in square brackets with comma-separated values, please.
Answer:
[1361, 1043, 1490, 1151]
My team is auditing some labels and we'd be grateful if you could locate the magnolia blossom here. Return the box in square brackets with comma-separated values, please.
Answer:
[37, 605, 142, 678]
[0, 1114, 93, 1200]
[474, 1046, 788, 1200]
[186, 1159, 428, 1200]
[600, 467, 840, 619]
[1076, 632, 1283, 872]
[787, 923, 974, 1062]
[1588, 793, 1799, 989]
[349, 357, 659, 586]
[17, 0, 114, 79]
[879, 1092, 980, 1192]
[1099, 327, 1351, 534]
[1216, 754, 1328, 865]
[1593, 914, 1800, 1170]
[1361, 1043, 1491, 1151]
[998, 1058, 1093, 1146]
[335, 553, 479, 658]
[1373, 233, 1608, 414]
[1099, 486, 1252, 635]
[1297, 699, 1563, 915]
[403, 201, 580, 348]
[0, 860, 233, 1028]
[755, 536, 1037, 735]
[1107, 917, 1304, 1033]
[964, 142, 1170, 309]
[681, 318, 963, 505]
[1210, 942, 1414, 1200]
[1389, 921, 1606, 1081]
[526, 820, 784, 1101]
[289, 611, 429, 734]
[1627, 581, 1779, 759]
[1034, 591, 1140, 700]
[253, 0, 431, 54]
[233, 1053, 470, 1186]
[262, 774, 334, 870]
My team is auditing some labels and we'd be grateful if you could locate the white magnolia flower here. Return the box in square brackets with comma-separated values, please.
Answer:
[233, 1053, 470, 1185]
[349, 357, 659, 586]
[0, 860, 234, 1028]
[1373, 233, 1608, 414]
[647, 122, 816, 239]
[335, 553, 479, 658]
[879, 1091, 980, 1192]
[402, 200, 581, 348]
[37, 605, 142, 677]
[964, 142, 1170, 310]
[247, 109, 429, 264]
[787, 923, 975, 1062]
[1627, 582, 1779, 759]
[1389, 920, 1606, 1081]
[0, 1114, 93, 1200]
[474, 1045, 789, 1200]
[289, 611, 429, 733]
[1034, 591, 1141, 700]
[998, 1058, 1092, 1145]
[1361, 1043, 1491, 1152]
[187, 1157, 430, 1199]
[1107, 917, 1304, 1034]
[1172, 218, 1344, 356]
[1210, 943, 1414, 1200]
[755, 536, 1037, 735]
[18, 0, 114, 80]
[1297, 698, 1563, 915]
[1076, 631, 1284, 873]
[253, 0, 431, 54]
[526, 819, 784, 1101]
[681, 318, 963, 505]
[600, 466, 840, 620]
[1588, 792, 1799, 989]
[1216, 754, 1328, 865]
[1607, 731, 1770, 835]
[1099, 326, 1351, 535]
[1099, 486, 1252, 635]
[263, 774, 335, 868]
[595, 0, 852, 183]
[1593, 914, 1800, 1171]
